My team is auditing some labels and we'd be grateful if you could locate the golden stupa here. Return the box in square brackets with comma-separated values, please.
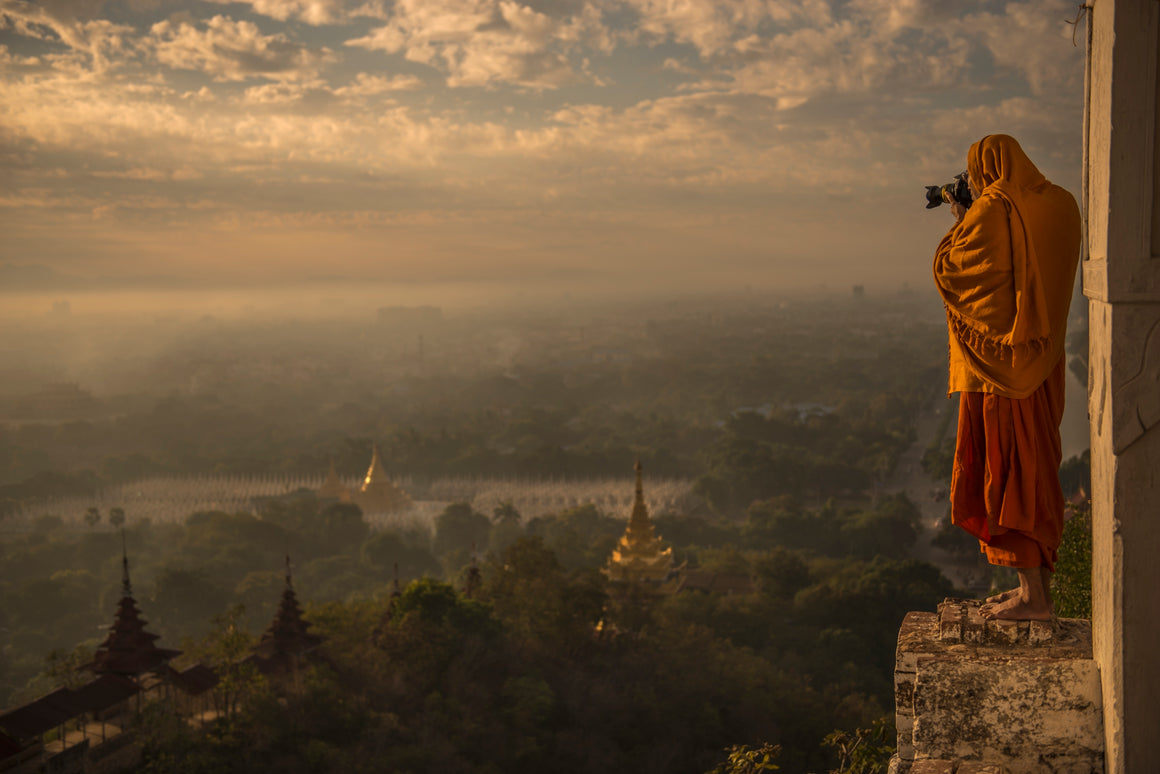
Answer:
[353, 445, 411, 514]
[604, 460, 673, 583]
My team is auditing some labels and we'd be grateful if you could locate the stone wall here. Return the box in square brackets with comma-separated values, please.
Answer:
[892, 600, 1103, 774]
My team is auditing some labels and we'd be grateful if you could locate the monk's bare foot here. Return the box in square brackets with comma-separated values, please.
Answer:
[984, 587, 1020, 605]
[981, 566, 1053, 621]
[981, 594, 1053, 621]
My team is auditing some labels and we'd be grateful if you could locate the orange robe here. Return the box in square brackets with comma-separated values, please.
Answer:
[950, 359, 1065, 569]
[933, 135, 1081, 569]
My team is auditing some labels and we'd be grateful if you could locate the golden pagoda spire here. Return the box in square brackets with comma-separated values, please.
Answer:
[624, 459, 656, 543]
[604, 460, 673, 583]
[363, 445, 389, 491]
[353, 444, 412, 515]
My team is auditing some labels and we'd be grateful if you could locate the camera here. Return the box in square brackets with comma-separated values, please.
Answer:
[925, 171, 973, 210]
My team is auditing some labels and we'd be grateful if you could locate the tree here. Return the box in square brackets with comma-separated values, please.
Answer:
[706, 743, 781, 774]
[823, 717, 894, 774]
[188, 603, 264, 721]
[152, 567, 230, 636]
[360, 530, 439, 580]
[84, 507, 101, 528]
[318, 502, 369, 555]
[43, 644, 95, 690]
[433, 503, 491, 558]
[108, 507, 126, 529]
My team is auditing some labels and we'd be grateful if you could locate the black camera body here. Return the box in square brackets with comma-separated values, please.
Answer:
[925, 171, 973, 210]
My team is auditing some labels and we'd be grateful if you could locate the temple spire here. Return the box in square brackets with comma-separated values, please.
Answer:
[247, 557, 323, 676]
[604, 460, 673, 583]
[120, 530, 132, 598]
[364, 445, 389, 488]
[354, 445, 412, 514]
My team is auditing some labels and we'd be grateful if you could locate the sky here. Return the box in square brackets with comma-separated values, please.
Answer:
[0, 0, 1087, 297]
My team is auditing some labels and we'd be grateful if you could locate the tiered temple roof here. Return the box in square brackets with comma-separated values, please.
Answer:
[604, 461, 674, 583]
[247, 557, 323, 676]
[86, 550, 180, 678]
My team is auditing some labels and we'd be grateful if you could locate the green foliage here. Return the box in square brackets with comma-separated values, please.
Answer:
[919, 402, 956, 483]
[434, 502, 492, 557]
[42, 643, 95, 690]
[185, 603, 266, 721]
[706, 743, 781, 774]
[1053, 503, 1092, 619]
[524, 504, 624, 570]
[822, 716, 894, 774]
[930, 512, 979, 555]
[151, 566, 231, 638]
[360, 529, 439, 580]
[919, 438, 954, 483]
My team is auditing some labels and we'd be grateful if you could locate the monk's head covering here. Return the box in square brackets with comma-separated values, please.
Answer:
[933, 134, 1081, 397]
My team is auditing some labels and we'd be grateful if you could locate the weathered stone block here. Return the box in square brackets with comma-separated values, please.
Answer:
[912, 658, 1103, 772]
[908, 761, 953, 774]
[895, 607, 1101, 773]
[987, 618, 1023, 645]
[962, 604, 985, 643]
[956, 763, 1010, 774]
[895, 706, 914, 759]
[1027, 618, 1054, 644]
[895, 672, 915, 712]
[939, 604, 962, 642]
[896, 612, 938, 673]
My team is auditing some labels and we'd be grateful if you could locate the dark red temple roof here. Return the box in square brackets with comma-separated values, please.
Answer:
[248, 560, 323, 675]
[0, 688, 80, 742]
[70, 674, 140, 713]
[0, 732, 22, 762]
[0, 675, 139, 751]
[252, 584, 323, 660]
[86, 552, 181, 677]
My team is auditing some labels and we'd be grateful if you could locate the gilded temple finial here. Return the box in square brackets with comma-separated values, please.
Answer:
[354, 445, 411, 514]
[604, 459, 673, 583]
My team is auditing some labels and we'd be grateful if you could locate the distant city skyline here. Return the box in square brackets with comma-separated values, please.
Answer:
[1, 0, 1085, 294]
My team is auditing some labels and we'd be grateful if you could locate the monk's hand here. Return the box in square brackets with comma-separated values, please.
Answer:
[950, 201, 967, 222]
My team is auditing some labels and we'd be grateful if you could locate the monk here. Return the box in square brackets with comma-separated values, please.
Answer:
[932, 134, 1081, 621]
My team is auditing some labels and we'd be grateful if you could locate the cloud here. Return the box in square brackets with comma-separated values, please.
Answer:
[150, 14, 334, 81]
[346, 0, 606, 88]
[964, 1, 1084, 96]
[202, 0, 389, 25]
[332, 71, 423, 95]
[91, 166, 204, 181]
[0, 0, 136, 70]
[622, 0, 763, 58]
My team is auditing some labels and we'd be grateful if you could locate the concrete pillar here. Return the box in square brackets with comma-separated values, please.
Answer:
[1082, 1, 1160, 772]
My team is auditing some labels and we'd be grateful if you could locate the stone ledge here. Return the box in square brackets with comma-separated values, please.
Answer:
[894, 606, 1103, 774]
[889, 759, 1010, 774]
[936, 599, 1060, 646]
